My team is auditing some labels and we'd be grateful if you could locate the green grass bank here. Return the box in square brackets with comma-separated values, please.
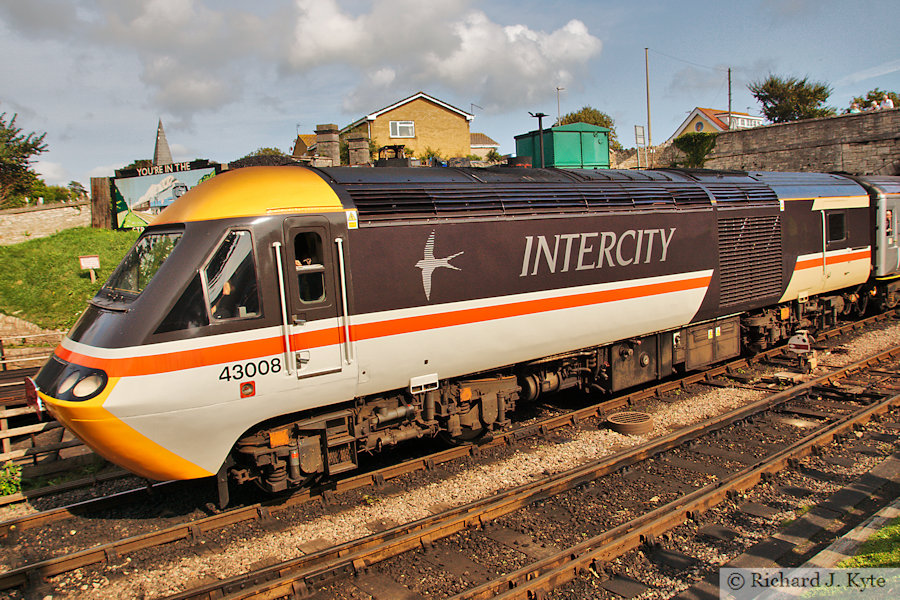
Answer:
[0, 227, 139, 330]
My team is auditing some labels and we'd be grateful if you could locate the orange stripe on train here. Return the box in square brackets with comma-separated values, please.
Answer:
[55, 274, 713, 378]
[795, 249, 871, 271]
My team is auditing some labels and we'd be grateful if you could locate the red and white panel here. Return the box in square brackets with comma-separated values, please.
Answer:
[351, 269, 714, 397]
[779, 247, 871, 303]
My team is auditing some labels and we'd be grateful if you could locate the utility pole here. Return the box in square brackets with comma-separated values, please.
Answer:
[529, 112, 548, 168]
[645, 48, 652, 166]
[727, 68, 732, 129]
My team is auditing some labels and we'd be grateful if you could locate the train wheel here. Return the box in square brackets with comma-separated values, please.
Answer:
[883, 291, 899, 310]
[856, 292, 869, 316]
[440, 426, 488, 445]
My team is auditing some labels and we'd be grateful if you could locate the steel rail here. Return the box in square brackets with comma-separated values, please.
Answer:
[160, 343, 900, 600]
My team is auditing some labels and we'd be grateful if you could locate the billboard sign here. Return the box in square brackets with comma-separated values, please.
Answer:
[112, 160, 219, 229]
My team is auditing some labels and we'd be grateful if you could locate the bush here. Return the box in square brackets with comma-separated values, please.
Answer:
[673, 132, 718, 168]
[0, 462, 21, 496]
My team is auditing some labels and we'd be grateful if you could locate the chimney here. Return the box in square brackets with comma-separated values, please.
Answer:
[315, 124, 340, 166]
[348, 134, 370, 166]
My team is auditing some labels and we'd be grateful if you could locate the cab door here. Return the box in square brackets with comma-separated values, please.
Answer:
[281, 217, 348, 378]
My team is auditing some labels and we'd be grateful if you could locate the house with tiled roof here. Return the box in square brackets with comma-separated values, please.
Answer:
[470, 132, 500, 159]
[290, 134, 318, 158]
[667, 107, 764, 142]
[342, 92, 475, 158]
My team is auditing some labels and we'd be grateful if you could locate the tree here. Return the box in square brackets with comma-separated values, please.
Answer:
[121, 159, 152, 171]
[748, 75, 836, 123]
[673, 132, 718, 168]
[68, 180, 87, 199]
[847, 88, 899, 112]
[555, 106, 621, 151]
[230, 147, 295, 169]
[30, 181, 72, 204]
[0, 112, 48, 208]
[486, 148, 503, 162]
[243, 147, 285, 158]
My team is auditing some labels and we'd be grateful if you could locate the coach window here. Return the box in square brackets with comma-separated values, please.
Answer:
[294, 232, 326, 303]
[886, 210, 893, 237]
[204, 230, 261, 321]
[826, 211, 846, 244]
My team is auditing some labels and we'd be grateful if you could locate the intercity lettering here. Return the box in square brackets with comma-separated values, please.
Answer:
[520, 228, 676, 277]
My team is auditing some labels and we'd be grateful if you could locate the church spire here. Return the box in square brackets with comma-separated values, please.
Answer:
[153, 119, 173, 166]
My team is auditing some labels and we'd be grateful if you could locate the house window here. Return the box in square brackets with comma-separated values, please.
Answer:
[695, 121, 704, 132]
[390, 121, 415, 138]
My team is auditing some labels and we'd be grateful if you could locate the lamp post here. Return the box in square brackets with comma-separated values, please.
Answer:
[556, 87, 565, 123]
[529, 111, 548, 168]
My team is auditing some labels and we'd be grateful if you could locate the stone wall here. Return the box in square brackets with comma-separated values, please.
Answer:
[705, 108, 900, 175]
[0, 202, 91, 246]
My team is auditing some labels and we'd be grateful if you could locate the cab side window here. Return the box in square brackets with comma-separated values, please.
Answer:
[205, 231, 261, 320]
[155, 275, 209, 333]
[295, 232, 326, 303]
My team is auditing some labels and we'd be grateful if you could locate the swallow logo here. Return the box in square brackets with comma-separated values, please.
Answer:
[416, 230, 463, 301]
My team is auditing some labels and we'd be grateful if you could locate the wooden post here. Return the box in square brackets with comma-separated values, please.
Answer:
[90, 177, 113, 230]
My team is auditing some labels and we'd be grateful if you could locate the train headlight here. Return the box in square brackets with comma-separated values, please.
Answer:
[33, 356, 109, 403]
[72, 374, 106, 399]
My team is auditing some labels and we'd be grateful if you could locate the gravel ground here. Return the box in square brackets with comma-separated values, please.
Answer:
[14, 318, 900, 599]
[545, 423, 898, 600]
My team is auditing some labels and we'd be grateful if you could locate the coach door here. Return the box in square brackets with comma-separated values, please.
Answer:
[278, 217, 350, 379]
[880, 202, 900, 276]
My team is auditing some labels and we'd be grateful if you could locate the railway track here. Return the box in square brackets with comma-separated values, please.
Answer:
[2, 336, 898, 598]
[154, 346, 900, 600]
[0, 310, 877, 530]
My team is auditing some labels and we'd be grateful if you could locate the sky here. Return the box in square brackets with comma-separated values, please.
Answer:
[1, 0, 899, 188]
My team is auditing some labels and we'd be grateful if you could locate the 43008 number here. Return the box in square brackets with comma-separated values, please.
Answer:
[219, 358, 281, 382]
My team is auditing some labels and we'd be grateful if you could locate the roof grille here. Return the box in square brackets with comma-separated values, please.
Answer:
[347, 182, 713, 223]
[705, 183, 779, 207]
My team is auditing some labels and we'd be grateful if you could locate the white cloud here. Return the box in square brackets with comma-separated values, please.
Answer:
[89, 162, 128, 179]
[1, 1, 602, 121]
[418, 14, 601, 111]
[34, 160, 68, 185]
[286, 2, 602, 114]
[836, 58, 900, 87]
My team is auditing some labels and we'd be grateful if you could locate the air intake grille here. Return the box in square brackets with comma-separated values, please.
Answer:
[718, 215, 783, 306]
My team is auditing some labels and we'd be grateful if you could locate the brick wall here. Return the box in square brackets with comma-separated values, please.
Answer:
[0, 202, 91, 246]
[371, 97, 471, 158]
[705, 108, 900, 175]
